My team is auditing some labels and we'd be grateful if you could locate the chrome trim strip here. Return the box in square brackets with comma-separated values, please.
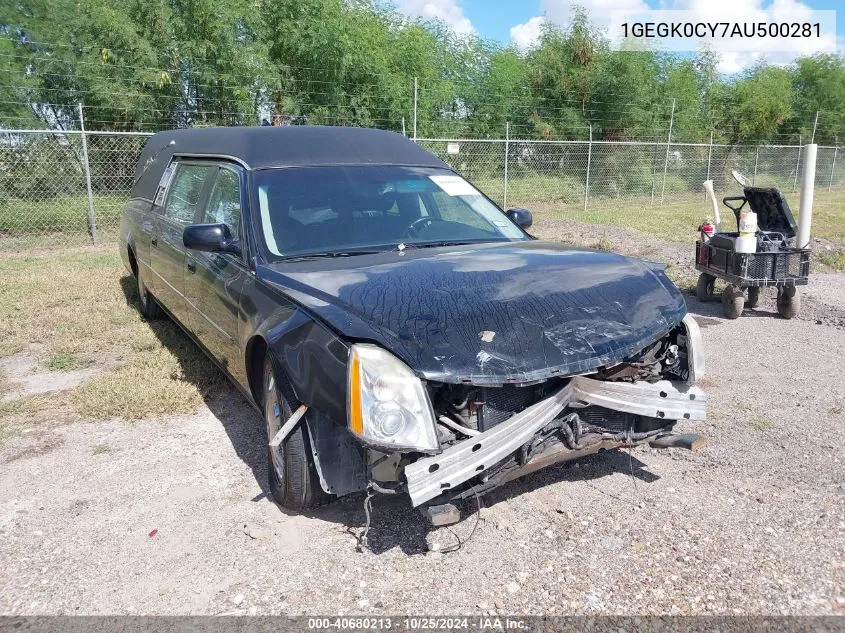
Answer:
[404, 383, 573, 507]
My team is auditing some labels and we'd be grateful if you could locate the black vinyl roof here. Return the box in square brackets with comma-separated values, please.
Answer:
[131, 126, 448, 199]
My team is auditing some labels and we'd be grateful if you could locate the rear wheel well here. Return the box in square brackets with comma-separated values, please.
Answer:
[245, 336, 269, 407]
[127, 245, 138, 278]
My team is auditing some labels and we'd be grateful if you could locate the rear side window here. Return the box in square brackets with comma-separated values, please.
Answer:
[164, 164, 216, 224]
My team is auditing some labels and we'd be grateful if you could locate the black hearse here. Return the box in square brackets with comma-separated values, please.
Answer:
[119, 126, 706, 517]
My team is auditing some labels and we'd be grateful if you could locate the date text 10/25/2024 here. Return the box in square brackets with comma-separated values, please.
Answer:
[307, 617, 528, 630]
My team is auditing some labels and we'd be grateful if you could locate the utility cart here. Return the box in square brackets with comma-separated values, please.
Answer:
[695, 186, 811, 319]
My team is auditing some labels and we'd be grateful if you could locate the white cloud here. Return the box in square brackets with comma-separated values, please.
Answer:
[510, 16, 546, 50]
[717, 51, 762, 74]
[542, 0, 649, 29]
[396, 0, 475, 35]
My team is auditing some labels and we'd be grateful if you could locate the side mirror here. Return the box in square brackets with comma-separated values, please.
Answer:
[183, 223, 241, 255]
[506, 208, 533, 229]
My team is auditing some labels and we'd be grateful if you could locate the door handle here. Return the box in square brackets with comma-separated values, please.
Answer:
[187, 262, 196, 273]
[151, 237, 158, 247]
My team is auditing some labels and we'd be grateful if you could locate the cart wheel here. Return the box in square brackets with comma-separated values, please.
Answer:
[721, 284, 745, 319]
[696, 273, 716, 302]
[776, 286, 800, 319]
[745, 286, 761, 309]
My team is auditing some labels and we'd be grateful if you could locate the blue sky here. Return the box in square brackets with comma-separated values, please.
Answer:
[395, 0, 841, 72]
[462, 0, 530, 43]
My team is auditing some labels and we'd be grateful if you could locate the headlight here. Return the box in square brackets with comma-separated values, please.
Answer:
[348, 344, 440, 452]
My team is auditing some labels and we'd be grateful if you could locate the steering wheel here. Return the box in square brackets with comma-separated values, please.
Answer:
[401, 216, 448, 239]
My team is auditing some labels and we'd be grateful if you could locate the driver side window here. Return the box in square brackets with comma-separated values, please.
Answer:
[202, 168, 242, 240]
[164, 164, 215, 224]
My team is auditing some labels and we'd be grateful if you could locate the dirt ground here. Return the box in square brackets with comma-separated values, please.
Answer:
[0, 229, 844, 615]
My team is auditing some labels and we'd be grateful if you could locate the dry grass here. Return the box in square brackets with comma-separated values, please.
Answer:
[0, 393, 56, 418]
[0, 249, 224, 422]
[809, 193, 845, 242]
[817, 251, 845, 271]
[663, 263, 699, 294]
[72, 320, 223, 420]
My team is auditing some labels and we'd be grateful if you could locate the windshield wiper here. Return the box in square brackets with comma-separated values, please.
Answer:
[411, 240, 479, 249]
[277, 250, 383, 262]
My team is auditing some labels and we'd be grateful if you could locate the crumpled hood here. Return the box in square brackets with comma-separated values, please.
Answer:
[258, 241, 687, 385]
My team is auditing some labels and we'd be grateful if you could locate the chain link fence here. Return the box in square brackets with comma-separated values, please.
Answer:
[0, 130, 151, 251]
[1, 130, 843, 251]
[419, 139, 844, 206]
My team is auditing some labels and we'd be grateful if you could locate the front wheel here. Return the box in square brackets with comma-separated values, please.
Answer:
[263, 356, 332, 510]
[776, 286, 800, 319]
[696, 273, 716, 302]
[745, 286, 761, 309]
[722, 284, 745, 319]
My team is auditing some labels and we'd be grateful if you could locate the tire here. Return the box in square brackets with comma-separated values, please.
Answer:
[721, 284, 745, 319]
[262, 356, 332, 510]
[137, 271, 163, 320]
[776, 286, 800, 319]
[696, 273, 716, 302]
[746, 286, 761, 309]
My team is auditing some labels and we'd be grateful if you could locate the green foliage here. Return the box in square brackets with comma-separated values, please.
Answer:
[590, 46, 660, 141]
[524, 11, 605, 139]
[0, 1, 843, 144]
[787, 54, 845, 144]
[715, 64, 794, 144]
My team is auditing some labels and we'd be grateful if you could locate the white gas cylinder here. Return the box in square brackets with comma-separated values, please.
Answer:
[735, 234, 757, 253]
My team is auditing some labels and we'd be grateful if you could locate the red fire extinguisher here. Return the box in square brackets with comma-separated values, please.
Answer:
[698, 220, 715, 266]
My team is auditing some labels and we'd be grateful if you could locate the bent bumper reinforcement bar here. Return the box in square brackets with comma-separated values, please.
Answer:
[405, 377, 707, 506]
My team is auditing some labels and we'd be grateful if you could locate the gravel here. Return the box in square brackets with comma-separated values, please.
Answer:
[1, 231, 844, 616]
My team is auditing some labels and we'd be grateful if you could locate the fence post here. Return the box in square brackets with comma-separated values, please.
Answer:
[705, 130, 713, 201]
[811, 111, 819, 144]
[78, 103, 97, 244]
[584, 124, 592, 212]
[660, 98, 676, 206]
[503, 122, 509, 210]
[650, 131, 658, 205]
[792, 135, 801, 193]
[412, 77, 418, 142]
[829, 144, 838, 192]
[752, 146, 759, 185]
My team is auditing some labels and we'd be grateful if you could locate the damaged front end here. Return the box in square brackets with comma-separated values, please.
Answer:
[357, 315, 706, 513]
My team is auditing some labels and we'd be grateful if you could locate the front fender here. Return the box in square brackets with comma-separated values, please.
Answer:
[258, 307, 350, 425]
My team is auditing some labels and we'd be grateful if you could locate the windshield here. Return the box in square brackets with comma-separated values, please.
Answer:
[254, 166, 526, 260]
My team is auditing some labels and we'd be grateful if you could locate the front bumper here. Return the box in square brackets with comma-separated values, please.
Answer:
[404, 376, 706, 507]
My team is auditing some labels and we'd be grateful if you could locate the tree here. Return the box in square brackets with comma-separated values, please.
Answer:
[2, 0, 844, 144]
[715, 64, 793, 144]
[787, 54, 845, 144]
[525, 10, 605, 139]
